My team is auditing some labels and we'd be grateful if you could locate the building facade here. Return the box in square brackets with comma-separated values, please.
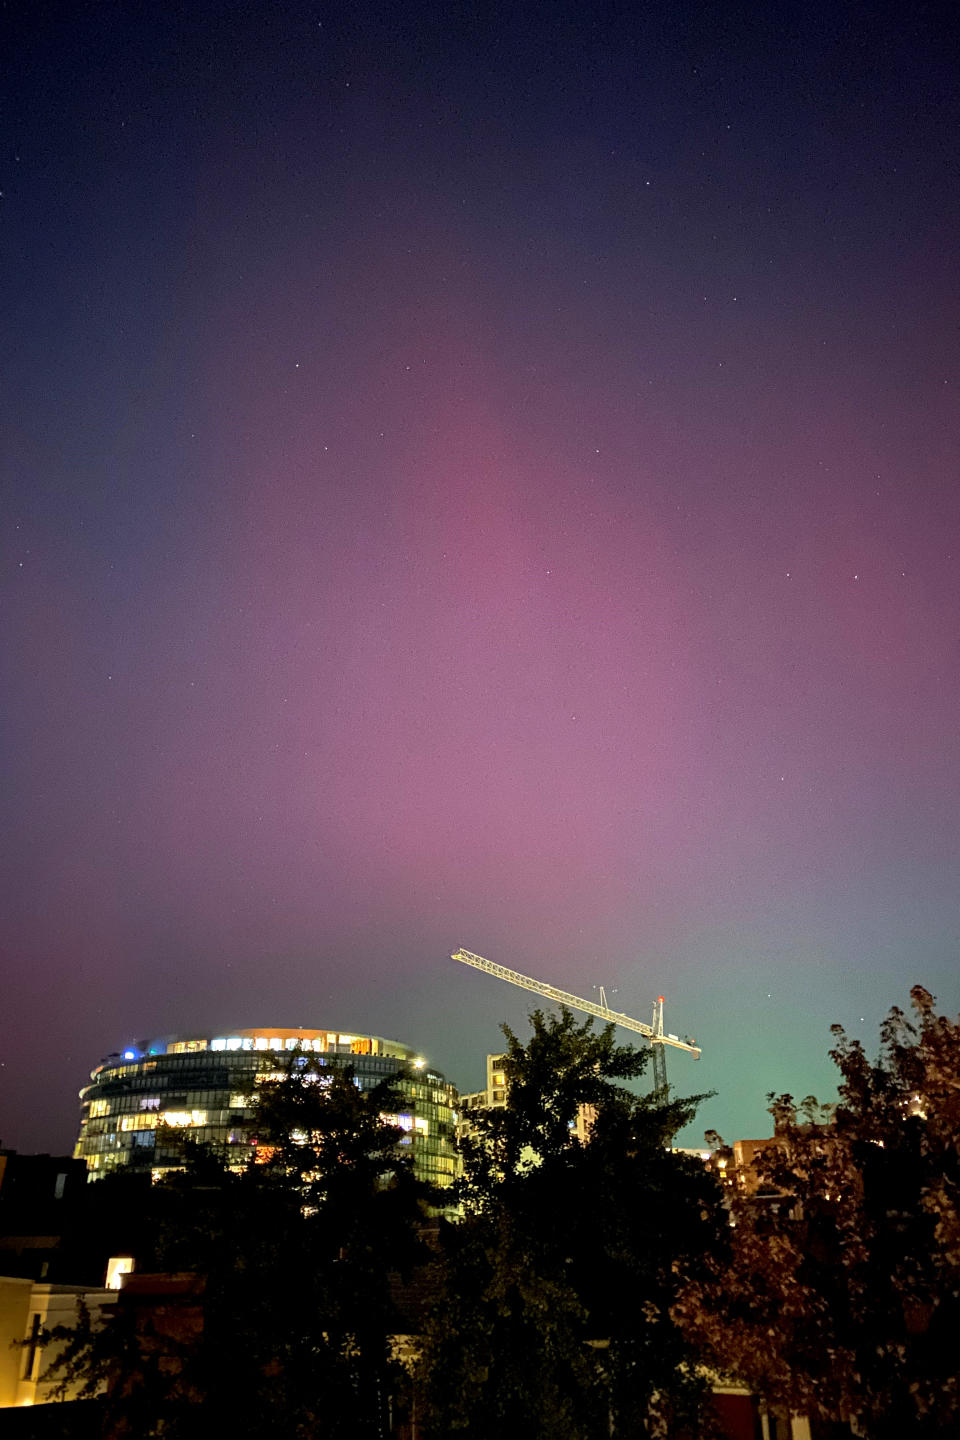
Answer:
[0, 1275, 117, 1408]
[75, 1028, 458, 1191]
[457, 1052, 510, 1142]
[457, 1052, 594, 1148]
[0, 1149, 88, 1282]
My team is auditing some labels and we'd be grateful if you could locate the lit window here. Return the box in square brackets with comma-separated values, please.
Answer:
[120, 1114, 159, 1131]
[384, 1112, 414, 1132]
[90, 1100, 109, 1118]
[105, 1256, 134, 1289]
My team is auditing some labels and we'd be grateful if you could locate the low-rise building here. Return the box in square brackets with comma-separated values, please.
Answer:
[0, 1275, 116, 1409]
[0, 1152, 88, 1283]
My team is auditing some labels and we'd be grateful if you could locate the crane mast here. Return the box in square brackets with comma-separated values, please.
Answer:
[451, 948, 700, 1094]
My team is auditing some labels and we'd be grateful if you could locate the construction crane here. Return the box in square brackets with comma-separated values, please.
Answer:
[451, 947, 700, 1096]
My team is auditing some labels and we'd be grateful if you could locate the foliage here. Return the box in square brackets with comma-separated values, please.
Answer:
[675, 986, 960, 1438]
[39, 1055, 432, 1438]
[419, 1008, 724, 1438]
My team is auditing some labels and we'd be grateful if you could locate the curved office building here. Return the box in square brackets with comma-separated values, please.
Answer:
[75, 1027, 458, 1190]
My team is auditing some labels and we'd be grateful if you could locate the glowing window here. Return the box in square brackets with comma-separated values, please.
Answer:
[89, 1100, 109, 1118]
[105, 1256, 134, 1289]
[384, 1112, 413, 1131]
[120, 1114, 159, 1131]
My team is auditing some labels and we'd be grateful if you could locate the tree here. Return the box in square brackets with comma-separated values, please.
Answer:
[418, 1008, 724, 1438]
[41, 1054, 432, 1438]
[675, 986, 960, 1438]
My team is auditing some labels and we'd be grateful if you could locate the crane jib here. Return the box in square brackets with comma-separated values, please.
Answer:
[451, 948, 701, 1059]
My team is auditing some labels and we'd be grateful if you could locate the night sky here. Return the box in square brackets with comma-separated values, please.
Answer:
[3, 0, 959, 1155]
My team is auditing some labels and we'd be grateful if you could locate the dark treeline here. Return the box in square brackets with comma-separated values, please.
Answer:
[40, 990, 960, 1439]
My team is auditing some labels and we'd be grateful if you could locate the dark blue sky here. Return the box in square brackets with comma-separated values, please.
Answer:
[2, 0, 958, 1154]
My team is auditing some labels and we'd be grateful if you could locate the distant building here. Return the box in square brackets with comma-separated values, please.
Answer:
[457, 1052, 510, 1143]
[0, 1150, 87, 1283]
[75, 1028, 458, 1191]
[458, 1052, 594, 1148]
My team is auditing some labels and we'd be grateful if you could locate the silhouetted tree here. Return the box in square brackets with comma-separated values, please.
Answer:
[419, 1008, 723, 1438]
[676, 986, 960, 1438]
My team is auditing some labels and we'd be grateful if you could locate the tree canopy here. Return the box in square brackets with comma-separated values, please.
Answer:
[419, 1008, 724, 1438]
[676, 986, 960, 1439]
